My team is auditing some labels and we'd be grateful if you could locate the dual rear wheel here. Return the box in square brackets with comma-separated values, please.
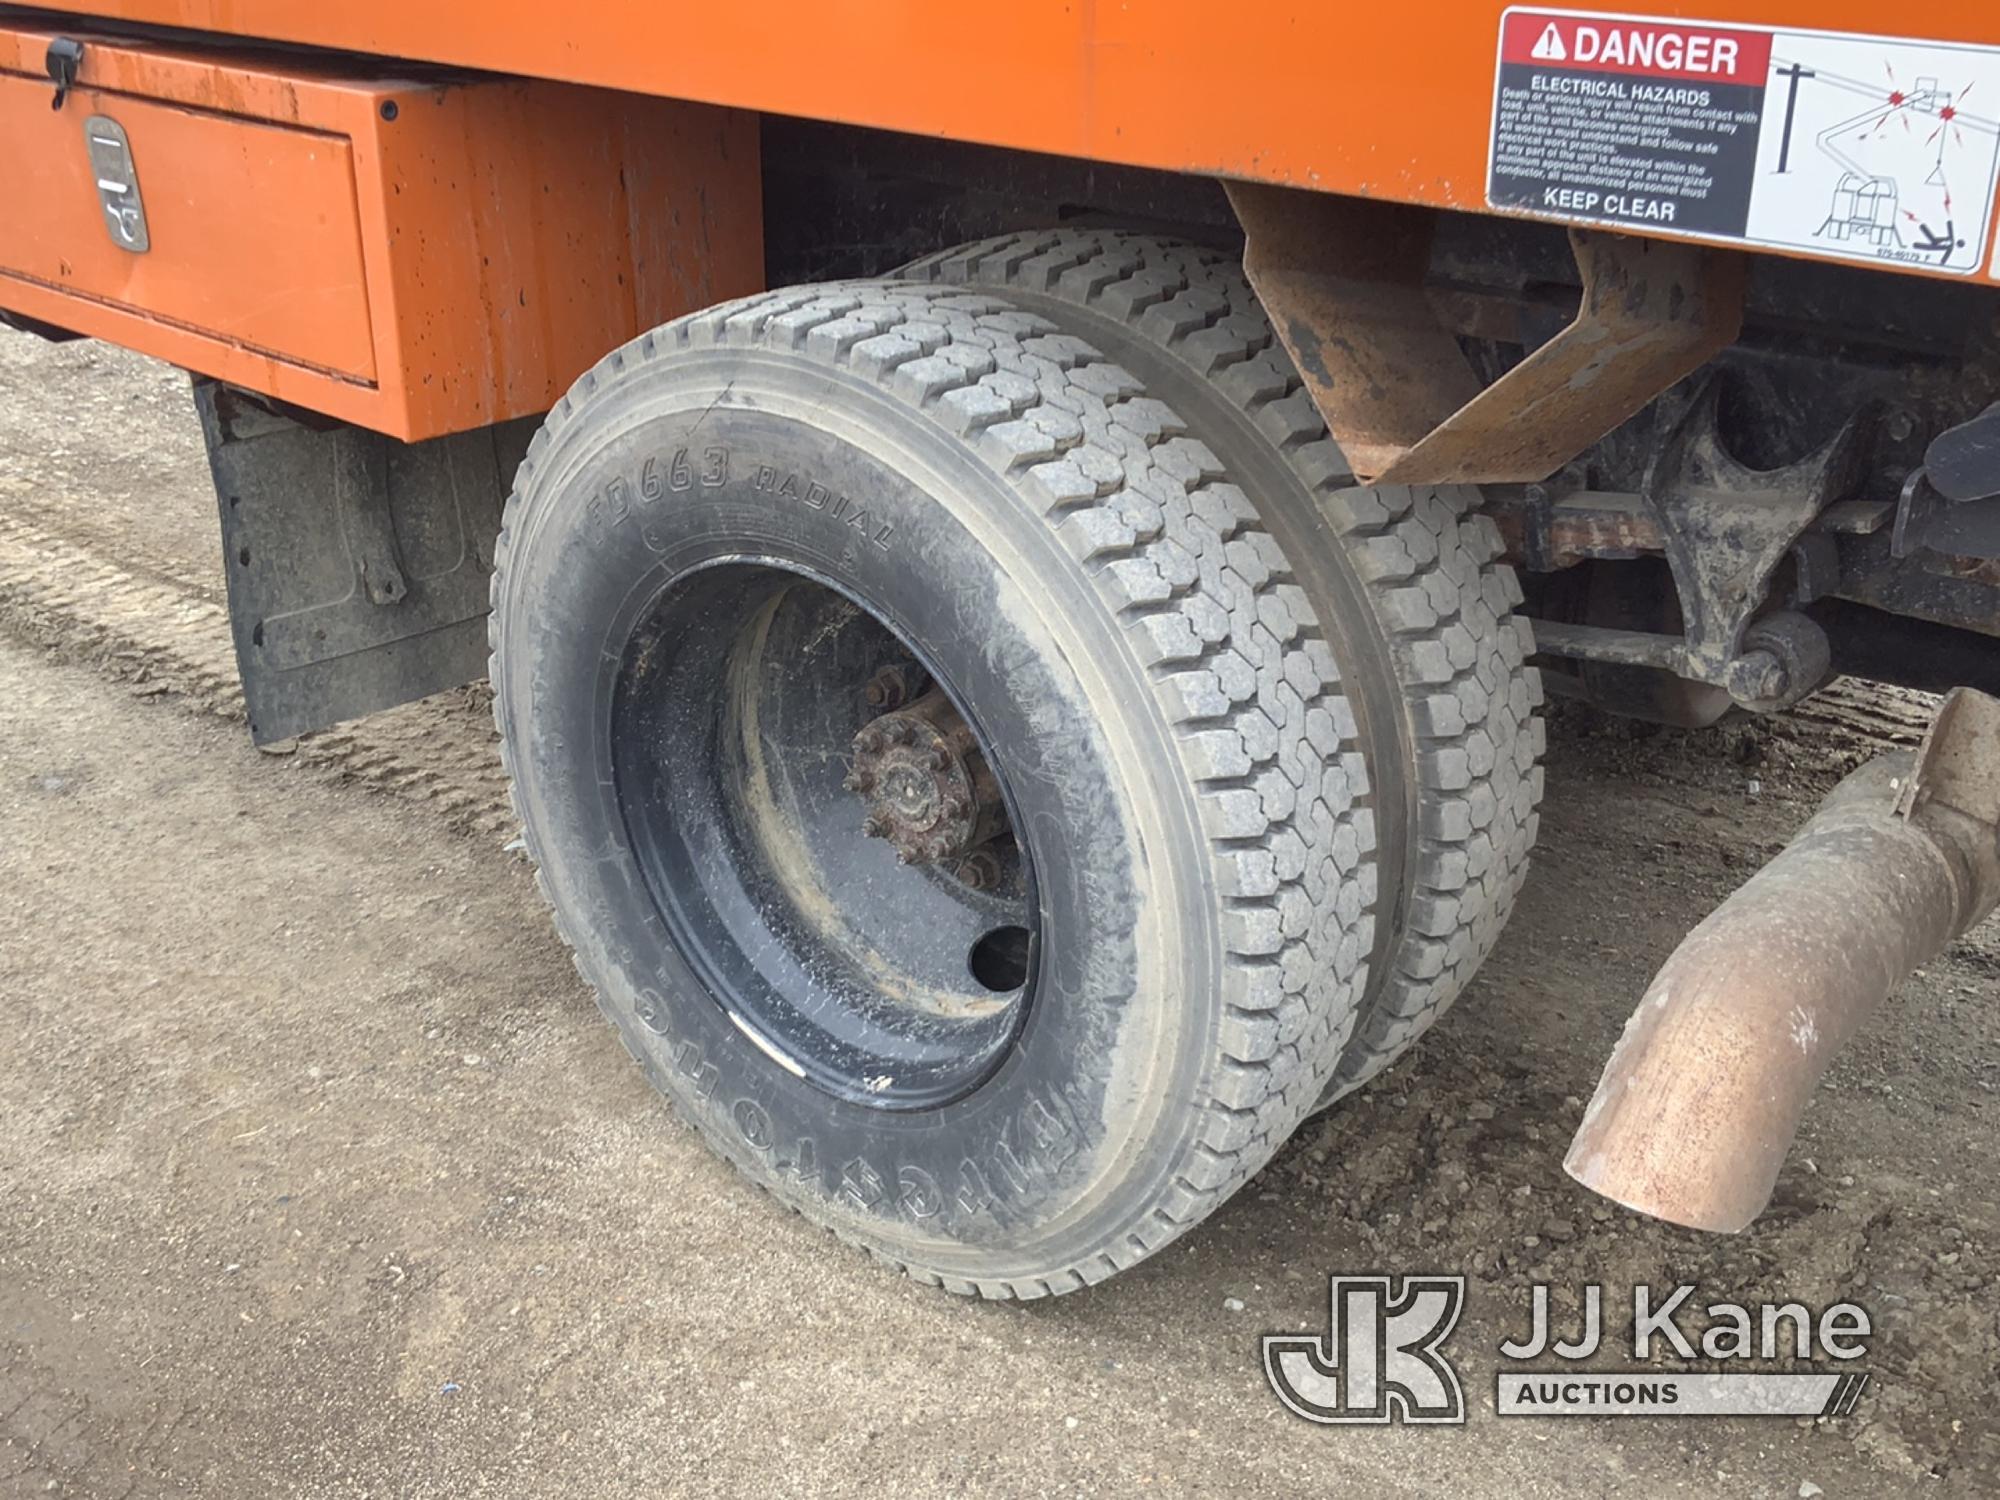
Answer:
[489, 238, 1542, 1296]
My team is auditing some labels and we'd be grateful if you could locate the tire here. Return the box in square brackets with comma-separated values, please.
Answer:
[489, 282, 1376, 1296]
[903, 230, 1545, 1101]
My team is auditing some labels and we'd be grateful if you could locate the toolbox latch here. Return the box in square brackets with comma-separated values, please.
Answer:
[45, 37, 84, 110]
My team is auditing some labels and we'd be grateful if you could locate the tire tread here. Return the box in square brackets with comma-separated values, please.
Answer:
[904, 231, 1545, 1098]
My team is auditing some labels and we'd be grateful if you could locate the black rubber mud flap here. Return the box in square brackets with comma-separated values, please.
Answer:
[196, 380, 533, 743]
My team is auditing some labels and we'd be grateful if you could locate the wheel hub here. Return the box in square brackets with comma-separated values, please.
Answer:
[847, 686, 1005, 865]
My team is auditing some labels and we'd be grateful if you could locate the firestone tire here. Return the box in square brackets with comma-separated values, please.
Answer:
[903, 231, 1547, 1103]
[489, 282, 1377, 1296]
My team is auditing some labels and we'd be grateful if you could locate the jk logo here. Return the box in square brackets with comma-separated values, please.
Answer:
[1263, 1275, 1467, 1425]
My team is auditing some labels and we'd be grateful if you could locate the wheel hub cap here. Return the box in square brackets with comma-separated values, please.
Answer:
[847, 686, 1004, 866]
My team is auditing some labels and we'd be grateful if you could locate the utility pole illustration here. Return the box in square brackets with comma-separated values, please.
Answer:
[1773, 60, 1816, 172]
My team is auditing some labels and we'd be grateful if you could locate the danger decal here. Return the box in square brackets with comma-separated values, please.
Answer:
[1489, 9, 2000, 275]
[1505, 16, 1765, 82]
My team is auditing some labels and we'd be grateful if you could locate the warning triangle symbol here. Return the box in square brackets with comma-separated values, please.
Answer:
[1531, 22, 1567, 61]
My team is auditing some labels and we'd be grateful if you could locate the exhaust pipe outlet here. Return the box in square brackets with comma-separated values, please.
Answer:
[1565, 688, 2000, 1232]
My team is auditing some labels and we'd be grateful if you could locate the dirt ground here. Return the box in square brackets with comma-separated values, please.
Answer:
[1, 328, 1996, 1498]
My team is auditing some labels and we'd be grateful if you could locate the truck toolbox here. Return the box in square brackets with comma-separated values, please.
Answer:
[0, 22, 762, 439]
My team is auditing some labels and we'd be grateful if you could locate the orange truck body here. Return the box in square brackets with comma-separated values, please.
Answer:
[0, 21, 761, 438]
[7, 2, 2000, 432]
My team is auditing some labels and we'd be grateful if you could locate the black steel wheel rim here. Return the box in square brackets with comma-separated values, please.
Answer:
[610, 557, 1039, 1111]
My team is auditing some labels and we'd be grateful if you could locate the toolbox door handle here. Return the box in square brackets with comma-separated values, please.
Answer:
[46, 37, 84, 111]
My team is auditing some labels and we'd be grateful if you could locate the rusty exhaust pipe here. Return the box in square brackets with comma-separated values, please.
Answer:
[1565, 687, 2000, 1232]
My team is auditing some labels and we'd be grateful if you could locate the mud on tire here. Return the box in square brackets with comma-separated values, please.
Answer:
[903, 230, 1546, 1101]
[489, 282, 1377, 1295]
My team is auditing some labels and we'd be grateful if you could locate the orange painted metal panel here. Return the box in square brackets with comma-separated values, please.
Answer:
[357, 81, 763, 434]
[51, 0, 2000, 286]
[0, 21, 763, 438]
[0, 72, 377, 380]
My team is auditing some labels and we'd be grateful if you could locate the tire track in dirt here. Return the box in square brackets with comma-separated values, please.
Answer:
[1781, 677, 1941, 759]
[0, 508, 518, 838]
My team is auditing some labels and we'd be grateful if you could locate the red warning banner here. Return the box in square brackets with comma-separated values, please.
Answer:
[1499, 10, 1771, 84]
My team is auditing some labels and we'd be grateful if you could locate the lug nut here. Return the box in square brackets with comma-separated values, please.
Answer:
[863, 813, 889, 838]
[954, 849, 1002, 891]
[864, 665, 908, 711]
[843, 768, 876, 795]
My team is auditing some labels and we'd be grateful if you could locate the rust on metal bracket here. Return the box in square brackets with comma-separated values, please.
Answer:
[1226, 182, 1481, 481]
[1384, 231, 1747, 485]
[1229, 181, 1748, 485]
[1487, 487, 1664, 570]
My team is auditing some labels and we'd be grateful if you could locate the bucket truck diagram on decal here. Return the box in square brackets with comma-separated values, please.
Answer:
[1747, 36, 2000, 270]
